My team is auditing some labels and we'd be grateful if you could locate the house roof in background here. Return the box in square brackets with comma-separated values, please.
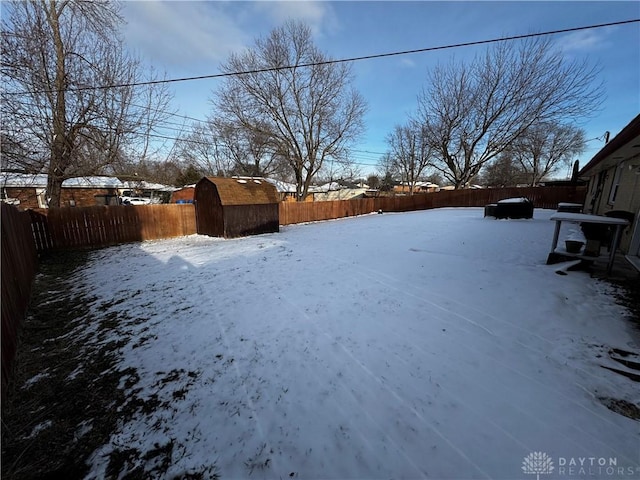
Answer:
[62, 176, 125, 188]
[0, 173, 48, 188]
[198, 177, 279, 206]
[122, 180, 177, 192]
[579, 114, 640, 176]
[1, 174, 176, 191]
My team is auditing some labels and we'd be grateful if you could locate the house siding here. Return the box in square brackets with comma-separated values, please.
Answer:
[60, 188, 120, 207]
[580, 114, 640, 254]
[583, 163, 638, 253]
[171, 187, 195, 203]
[3, 187, 42, 209]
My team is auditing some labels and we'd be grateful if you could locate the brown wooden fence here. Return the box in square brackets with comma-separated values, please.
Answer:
[1, 203, 39, 392]
[280, 185, 586, 225]
[23, 186, 585, 252]
[0, 185, 585, 389]
[32, 204, 197, 252]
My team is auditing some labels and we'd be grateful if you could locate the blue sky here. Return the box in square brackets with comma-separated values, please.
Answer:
[121, 1, 640, 177]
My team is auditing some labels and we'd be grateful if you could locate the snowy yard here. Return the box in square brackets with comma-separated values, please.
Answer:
[28, 208, 640, 478]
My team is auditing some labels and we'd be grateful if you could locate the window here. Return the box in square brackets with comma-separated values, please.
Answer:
[608, 162, 624, 205]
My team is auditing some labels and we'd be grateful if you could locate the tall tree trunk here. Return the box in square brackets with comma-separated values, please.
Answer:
[47, 0, 68, 207]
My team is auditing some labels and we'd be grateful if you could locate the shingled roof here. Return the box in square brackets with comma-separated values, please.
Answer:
[199, 177, 279, 205]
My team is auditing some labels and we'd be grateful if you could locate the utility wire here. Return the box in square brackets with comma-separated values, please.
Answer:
[7, 18, 639, 96]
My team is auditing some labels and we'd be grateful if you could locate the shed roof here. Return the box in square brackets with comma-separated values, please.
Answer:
[198, 177, 279, 205]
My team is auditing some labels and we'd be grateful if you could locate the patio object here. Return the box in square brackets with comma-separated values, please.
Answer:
[547, 212, 630, 275]
[486, 197, 534, 219]
[565, 240, 584, 254]
[557, 202, 582, 213]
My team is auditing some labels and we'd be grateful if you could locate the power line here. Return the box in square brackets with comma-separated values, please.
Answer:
[7, 18, 639, 96]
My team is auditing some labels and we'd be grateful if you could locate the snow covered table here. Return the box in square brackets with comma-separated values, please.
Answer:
[548, 212, 629, 274]
[486, 197, 534, 219]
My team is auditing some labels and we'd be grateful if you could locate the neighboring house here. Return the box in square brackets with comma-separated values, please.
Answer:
[120, 180, 177, 204]
[0, 173, 48, 208]
[313, 181, 375, 201]
[61, 176, 125, 206]
[170, 185, 196, 203]
[1, 174, 176, 208]
[264, 178, 314, 202]
[579, 113, 640, 265]
[393, 182, 440, 194]
[194, 177, 280, 238]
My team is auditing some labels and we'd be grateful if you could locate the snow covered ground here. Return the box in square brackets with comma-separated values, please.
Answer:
[66, 208, 638, 479]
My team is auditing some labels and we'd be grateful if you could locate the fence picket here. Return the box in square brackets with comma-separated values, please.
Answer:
[279, 186, 585, 225]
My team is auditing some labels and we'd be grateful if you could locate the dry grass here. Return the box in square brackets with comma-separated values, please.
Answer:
[1, 251, 218, 479]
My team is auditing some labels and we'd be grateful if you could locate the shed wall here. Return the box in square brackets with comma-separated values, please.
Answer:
[223, 204, 279, 238]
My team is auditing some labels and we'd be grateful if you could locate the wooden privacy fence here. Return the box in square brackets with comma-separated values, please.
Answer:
[427, 185, 586, 210]
[1, 203, 39, 392]
[280, 185, 586, 225]
[32, 204, 197, 252]
[23, 185, 585, 251]
[0, 184, 585, 389]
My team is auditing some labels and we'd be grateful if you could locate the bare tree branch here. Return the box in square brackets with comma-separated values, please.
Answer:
[509, 122, 585, 185]
[1, 0, 174, 206]
[213, 20, 366, 200]
[416, 36, 603, 188]
[385, 121, 435, 194]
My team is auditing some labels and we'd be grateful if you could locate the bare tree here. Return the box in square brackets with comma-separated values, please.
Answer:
[171, 122, 233, 176]
[385, 122, 434, 194]
[211, 119, 290, 178]
[1, 0, 173, 207]
[213, 21, 366, 201]
[481, 154, 527, 187]
[416, 36, 602, 189]
[377, 152, 398, 178]
[366, 174, 380, 189]
[171, 119, 292, 179]
[509, 122, 585, 186]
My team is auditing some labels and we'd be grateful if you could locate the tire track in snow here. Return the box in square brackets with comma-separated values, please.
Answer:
[209, 310, 282, 477]
[281, 294, 494, 479]
[278, 252, 603, 460]
[349, 259, 630, 389]
[297, 251, 635, 462]
[337, 263, 637, 461]
[286, 290, 596, 464]
[278, 294, 430, 479]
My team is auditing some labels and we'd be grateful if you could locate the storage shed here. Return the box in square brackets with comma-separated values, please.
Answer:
[195, 177, 279, 238]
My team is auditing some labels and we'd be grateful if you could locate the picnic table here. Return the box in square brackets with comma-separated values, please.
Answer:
[548, 212, 630, 275]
